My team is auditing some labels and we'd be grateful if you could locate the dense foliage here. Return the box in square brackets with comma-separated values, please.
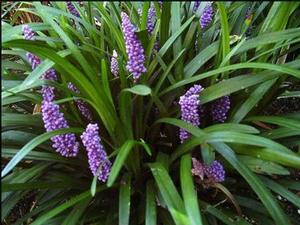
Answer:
[2, 1, 300, 225]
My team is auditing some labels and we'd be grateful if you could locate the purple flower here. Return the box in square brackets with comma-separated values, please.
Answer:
[81, 123, 111, 182]
[42, 68, 58, 81]
[211, 95, 230, 123]
[41, 68, 58, 102]
[41, 101, 79, 157]
[23, 26, 40, 69]
[147, 5, 159, 51]
[146, 5, 156, 35]
[22, 26, 56, 102]
[41, 86, 55, 102]
[158, 1, 163, 8]
[121, 12, 147, 81]
[66, 1, 80, 17]
[184, 84, 203, 98]
[22, 25, 57, 80]
[204, 160, 225, 183]
[23, 25, 80, 157]
[179, 84, 204, 143]
[193, 1, 200, 12]
[40, 63, 58, 103]
[200, 4, 214, 29]
[26, 52, 41, 70]
[22, 25, 41, 70]
[76, 100, 93, 122]
[68, 82, 93, 122]
[23, 25, 35, 40]
[138, 4, 159, 52]
[110, 50, 119, 77]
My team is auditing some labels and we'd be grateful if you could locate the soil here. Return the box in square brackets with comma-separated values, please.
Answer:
[263, 83, 300, 116]
[3, 191, 37, 225]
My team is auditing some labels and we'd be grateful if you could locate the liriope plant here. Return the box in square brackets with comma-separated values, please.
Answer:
[2, 1, 300, 225]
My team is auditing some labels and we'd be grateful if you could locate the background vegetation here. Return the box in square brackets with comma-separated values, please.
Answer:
[2, 1, 300, 225]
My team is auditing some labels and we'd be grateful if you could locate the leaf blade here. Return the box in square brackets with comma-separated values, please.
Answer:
[180, 154, 203, 225]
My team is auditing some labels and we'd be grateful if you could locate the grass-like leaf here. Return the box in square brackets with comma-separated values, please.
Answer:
[180, 154, 203, 225]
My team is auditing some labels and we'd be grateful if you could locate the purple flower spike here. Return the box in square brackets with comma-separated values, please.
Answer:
[184, 84, 203, 98]
[67, 82, 80, 94]
[66, 1, 80, 17]
[138, 4, 158, 51]
[81, 123, 111, 182]
[23, 25, 35, 41]
[26, 53, 41, 70]
[41, 101, 79, 157]
[146, 5, 156, 35]
[200, 4, 214, 29]
[179, 84, 204, 143]
[41, 69, 58, 102]
[23, 25, 80, 157]
[121, 12, 147, 81]
[138, 6, 155, 35]
[158, 1, 163, 8]
[68, 82, 93, 122]
[41, 86, 55, 102]
[22, 26, 41, 69]
[147, 5, 159, 51]
[211, 95, 230, 123]
[204, 160, 225, 183]
[76, 100, 93, 122]
[193, 1, 200, 12]
[110, 50, 119, 77]
[22, 25, 55, 101]
[42, 68, 58, 81]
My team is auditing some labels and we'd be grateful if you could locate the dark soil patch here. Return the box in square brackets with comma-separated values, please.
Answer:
[3, 191, 37, 225]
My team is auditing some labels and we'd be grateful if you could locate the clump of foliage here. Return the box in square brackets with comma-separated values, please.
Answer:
[2, 1, 300, 225]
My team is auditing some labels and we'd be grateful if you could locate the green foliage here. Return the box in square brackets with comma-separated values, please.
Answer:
[2, 1, 300, 225]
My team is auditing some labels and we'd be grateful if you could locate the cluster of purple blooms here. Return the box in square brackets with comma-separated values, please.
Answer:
[158, 1, 163, 8]
[211, 95, 230, 123]
[179, 84, 204, 143]
[23, 25, 35, 40]
[23, 25, 111, 182]
[41, 101, 80, 157]
[67, 82, 93, 122]
[179, 84, 230, 141]
[204, 160, 225, 182]
[138, 4, 158, 51]
[66, 1, 80, 17]
[21, 6, 230, 184]
[41, 69, 57, 102]
[26, 53, 41, 70]
[200, 3, 214, 29]
[194, 3, 214, 52]
[23, 25, 80, 157]
[192, 158, 225, 183]
[193, 1, 200, 12]
[121, 12, 147, 81]
[23, 25, 41, 70]
[110, 50, 119, 77]
[148, 5, 159, 51]
[146, 5, 156, 35]
[81, 124, 112, 182]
